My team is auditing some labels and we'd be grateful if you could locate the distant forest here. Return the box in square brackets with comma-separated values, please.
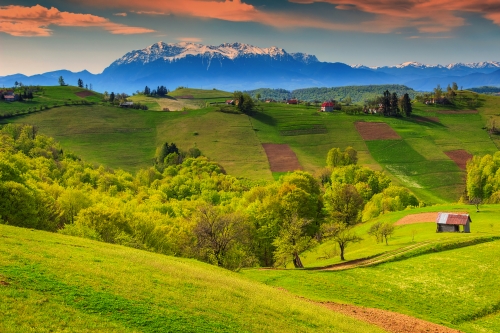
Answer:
[469, 86, 500, 94]
[246, 85, 419, 104]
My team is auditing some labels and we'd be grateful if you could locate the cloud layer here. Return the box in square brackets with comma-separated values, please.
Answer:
[0, 5, 155, 37]
[76, 0, 500, 34]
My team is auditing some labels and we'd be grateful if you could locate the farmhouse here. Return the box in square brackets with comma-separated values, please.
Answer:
[321, 101, 335, 112]
[120, 102, 134, 108]
[287, 99, 298, 105]
[4, 94, 19, 102]
[225, 100, 235, 105]
[436, 213, 471, 233]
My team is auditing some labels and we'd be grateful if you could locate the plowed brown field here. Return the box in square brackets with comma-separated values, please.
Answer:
[262, 143, 302, 172]
[355, 122, 401, 141]
[445, 150, 472, 170]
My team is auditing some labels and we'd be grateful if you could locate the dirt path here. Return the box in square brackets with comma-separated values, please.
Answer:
[320, 302, 462, 333]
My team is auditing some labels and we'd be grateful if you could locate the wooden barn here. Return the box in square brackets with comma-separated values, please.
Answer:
[436, 213, 471, 233]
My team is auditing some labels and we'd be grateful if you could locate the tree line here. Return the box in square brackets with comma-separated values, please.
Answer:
[0, 126, 419, 270]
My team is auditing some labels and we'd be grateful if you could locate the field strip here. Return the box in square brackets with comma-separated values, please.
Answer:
[444, 150, 472, 170]
[355, 122, 402, 141]
[318, 302, 462, 333]
[262, 143, 302, 172]
[395, 212, 439, 225]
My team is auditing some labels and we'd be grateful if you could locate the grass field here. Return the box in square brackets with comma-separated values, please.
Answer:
[0, 224, 385, 333]
[2, 87, 500, 202]
[242, 239, 500, 333]
[241, 204, 500, 333]
[0, 86, 102, 116]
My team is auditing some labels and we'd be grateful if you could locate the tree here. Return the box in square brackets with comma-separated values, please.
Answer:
[272, 215, 316, 268]
[326, 147, 357, 168]
[193, 205, 250, 268]
[58, 76, 65, 86]
[382, 90, 391, 116]
[452, 82, 458, 91]
[324, 183, 364, 225]
[109, 92, 115, 102]
[344, 95, 352, 106]
[390, 92, 400, 116]
[77, 78, 83, 88]
[321, 222, 362, 261]
[434, 84, 443, 100]
[234, 92, 255, 114]
[144, 86, 151, 95]
[400, 93, 412, 117]
[368, 221, 395, 245]
[256, 93, 261, 101]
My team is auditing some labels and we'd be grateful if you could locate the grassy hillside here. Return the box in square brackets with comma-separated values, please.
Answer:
[0, 86, 102, 116]
[2, 87, 500, 202]
[242, 239, 500, 333]
[0, 224, 385, 333]
[241, 205, 500, 333]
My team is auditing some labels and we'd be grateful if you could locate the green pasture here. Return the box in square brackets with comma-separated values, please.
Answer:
[0, 86, 102, 116]
[242, 204, 500, 333]
[0, 224, 385, 333]
[300, 203, 500, 268]
[2, 87, 500, 202]
[2, 104, 272, 179]
[242, 238, 500, 333]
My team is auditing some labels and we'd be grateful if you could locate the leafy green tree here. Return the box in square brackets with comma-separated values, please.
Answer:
[58, 76, 65, 86]
[400, 93, 412, 117]
[272, 215, 316, 268]
[434, 84, 443, 100]
[452, 82, 458, 91]
[344, 95, 352, 106]
[57, 188, 92, 224]
[321, 222, 362, 261]
[368, 221, 395, 245]
[73, 204, 132, 243]
[193, 205, 251, 269]
[326, 147, 357, 168]
[324, 183, 364, 225]
[0, 181, 39, 229]
[77, 78, 83, 88]
[109, 92, 115, 102]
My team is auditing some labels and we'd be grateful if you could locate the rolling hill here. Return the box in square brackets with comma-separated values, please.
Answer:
[0, 224, 385, 333]
[2, 86, 500, 203]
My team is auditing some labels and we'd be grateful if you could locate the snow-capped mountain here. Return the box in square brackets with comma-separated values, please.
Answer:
[2, 41, 500, 92]
[358, 61, 500, 70]
[112, 42, 319, 67]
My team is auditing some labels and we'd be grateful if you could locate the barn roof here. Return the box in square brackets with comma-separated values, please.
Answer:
[436, 213, 471, 225]
[322, 102, 335, 107]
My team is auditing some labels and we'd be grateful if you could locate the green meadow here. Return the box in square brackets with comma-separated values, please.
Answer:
[0, 224, 384, 333]
[2, 87, 500, 203]
[242, 204, 500, 333]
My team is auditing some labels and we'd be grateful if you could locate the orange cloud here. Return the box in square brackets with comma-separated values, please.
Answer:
[0, 5, 155, 37]
[290, 0, 500, 33]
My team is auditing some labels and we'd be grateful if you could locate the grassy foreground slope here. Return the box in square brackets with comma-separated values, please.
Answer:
[242, 239, 500, 333]
[0, 224, 385, 333]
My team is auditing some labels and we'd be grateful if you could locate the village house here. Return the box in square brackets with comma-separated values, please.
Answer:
[321, 101, 335, 112]
[225, 100, 235, 105]
[287, 99, 298, 105]
[3, 94, 19, 102]
[120, 102, 134, 108]
[436, 213, 471, 233]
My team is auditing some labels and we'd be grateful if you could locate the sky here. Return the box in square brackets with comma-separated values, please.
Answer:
[2, 0, 500, 76]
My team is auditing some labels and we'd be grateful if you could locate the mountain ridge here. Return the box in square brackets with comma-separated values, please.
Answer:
[1, 41, 500, 92]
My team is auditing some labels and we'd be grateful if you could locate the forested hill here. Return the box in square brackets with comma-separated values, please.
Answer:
[246, 85, 419, 104]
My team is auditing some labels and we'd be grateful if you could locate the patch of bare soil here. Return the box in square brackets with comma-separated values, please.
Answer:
[437, 110, 477, 114]
[355, 122, 401, 141]
[395, 212, 439, 226]
[414, 116, 440, 123]
[262, 143, 302, 172]
[176, 95, 194, 99]
[321, 302, 462, 333]
[445, 150, 473, 170]
[0, 280, 9, 286]
[75, 91, 94, 98]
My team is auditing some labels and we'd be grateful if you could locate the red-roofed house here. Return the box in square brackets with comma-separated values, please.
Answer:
[287, 99, 298, 105]
[321, 101, 335, 112]
[436, 213, 471, 233]
[4, 94, 19, 102]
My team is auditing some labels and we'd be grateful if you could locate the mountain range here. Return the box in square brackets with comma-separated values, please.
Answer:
[1, 42, 500, 93]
